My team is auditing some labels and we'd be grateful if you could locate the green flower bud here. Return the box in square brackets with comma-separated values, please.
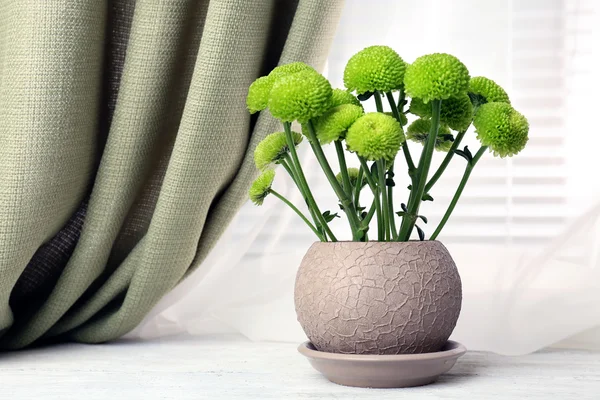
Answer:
[246, 63, 316, 114]
[404, 53, 470, 103]
[410, 93, 473, 131]
[343, 46, 406, 94]
[346, 112, 404, 161]
[336, 167, 367, 188]
[406, 118, 454, 152]
[268, 70, 333, 122]
[314, 104, 364, 144]
[268, 62, 315, 81]
[249, 169, 275, 205]
[473, 102, 529, 157]
[246, 76, 273, 114]
[469, 76, 510, 104]
[254, 131, 303, 170]
[330, 88, 362, 108]
[383, 111, 408, 126]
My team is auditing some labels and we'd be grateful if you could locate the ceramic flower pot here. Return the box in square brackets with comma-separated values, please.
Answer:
[294, 241, 462, 355]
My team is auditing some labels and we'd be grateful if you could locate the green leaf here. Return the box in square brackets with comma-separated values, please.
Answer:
[441, 133, 455, 142]
[396, 211, 406, 217]
[418, 215, 428, 224]
[322, 210, 340, 223]
[407, 184, 412, 190]
[386, 178, 395, 187]
[454, 149, 471, 162]
[415, 225, 425, 241]
[387, 170, 395, 178]
[357, 91, 374, 101]
[468, 92, 487, 108]
[370, 161, 378, 177]
[422, 193, 434, 201]
[463, 145, 473, 160]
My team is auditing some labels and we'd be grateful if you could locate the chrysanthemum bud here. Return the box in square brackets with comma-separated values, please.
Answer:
[404, 53, 470, 103]
[406, 118, 454, 152]
[383, 111, 408, 126]
[268, 62, 316, 81]
[314, 104, 364, 144]
[343, 46, 406, 94]
[249, 169, 275, 205]
[346, 113, 404, 161]
[469, 76, 510, 104]
[473, 102, 529, 157]
[246, 62, 317, 114]
[330, 88, 362, 108]
[336, 167, 367, 188]
[254, 131, 303, 170]
[268, 70, 333, 122]
[410, 93, 473, 131]
[246, 76, 273, 114]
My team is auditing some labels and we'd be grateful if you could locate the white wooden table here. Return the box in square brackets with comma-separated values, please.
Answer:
[1, 334, 598, 399]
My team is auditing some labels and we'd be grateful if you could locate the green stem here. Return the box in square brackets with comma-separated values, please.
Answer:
[305, 120, 362, 240]
[431, 146, 487, 240]
[353, 165, 364, 208]
[396, 87, 405, 110]
[377, 159, 389, 240]
[282, 122, 337, 241]
[386, 91, 416, 174]
[281, 157, 327, 241]
[386, 162, 398, 240]
[280, 159, 297, 185]
[374, 91, 384, 112]
[334, 140, 357, 234]
[358, 156, 383, 241]
[425, 129, 468, 193]
[361, 201, 377, 228]
[270, 189, 325, 241]
[334, 140, 353, 198]
[398, 99, 442, 241]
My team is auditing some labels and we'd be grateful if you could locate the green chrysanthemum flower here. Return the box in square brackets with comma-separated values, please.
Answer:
[383, 111, 408, 126]
[330, 88, 362, 108]
[410, 93, 473, 131]
[345, 112, 404, 161]
[246, 76, 272, 114]
[268, 70, 333, 122]
[246, 63, 317, 114]
[314, 104, 364, 144]
[406, 118, 454, 152]
[254, 131, 303, 170]
[469, 76, 510, 104]
[473, 102, 529, 157]
[336, 167, 367, 188]
[404, 53, 470, 103]
[268, 62, 315, 81]
[249, 169, 275, 205]
[343, 46, 406, 94]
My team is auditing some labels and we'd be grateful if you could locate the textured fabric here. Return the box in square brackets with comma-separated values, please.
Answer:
[0, 0, 344, 349]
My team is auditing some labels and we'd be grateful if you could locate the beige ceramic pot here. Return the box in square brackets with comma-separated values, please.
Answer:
[294, 241, 462, 355]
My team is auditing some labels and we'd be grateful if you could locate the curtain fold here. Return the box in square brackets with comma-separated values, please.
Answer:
[0, 0, 344, 349]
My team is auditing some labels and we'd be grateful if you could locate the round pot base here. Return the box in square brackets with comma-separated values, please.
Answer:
[298, 340, 466, 388]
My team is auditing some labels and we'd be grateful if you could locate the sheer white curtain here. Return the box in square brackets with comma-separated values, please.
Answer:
[128, 0, 600, 354]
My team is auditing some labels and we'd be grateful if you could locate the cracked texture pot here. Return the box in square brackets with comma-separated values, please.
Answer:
[294, 241, 462, 355]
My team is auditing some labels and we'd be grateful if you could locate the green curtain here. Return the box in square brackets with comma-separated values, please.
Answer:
[0, 0, 343, 349]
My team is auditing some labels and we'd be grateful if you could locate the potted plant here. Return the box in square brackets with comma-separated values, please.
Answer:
[246, 46, 528, 387]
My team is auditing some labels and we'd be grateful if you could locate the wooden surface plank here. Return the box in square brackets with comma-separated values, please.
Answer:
[1, 334, 598, 399]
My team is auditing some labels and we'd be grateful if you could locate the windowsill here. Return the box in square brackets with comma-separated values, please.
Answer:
[2, 334, 598, 398]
